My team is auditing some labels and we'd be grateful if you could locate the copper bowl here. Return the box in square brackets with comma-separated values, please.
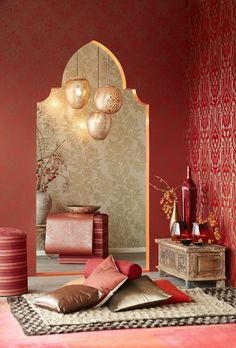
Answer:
[65, 205, 100, 214]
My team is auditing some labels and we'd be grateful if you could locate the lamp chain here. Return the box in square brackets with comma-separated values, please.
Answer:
[107, 53, 109, 85]
[98, 46, 100, 89]
[77, 51, 79, 77]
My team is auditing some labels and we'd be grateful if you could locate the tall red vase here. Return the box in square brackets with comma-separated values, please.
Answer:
[182, 166, 197, 232]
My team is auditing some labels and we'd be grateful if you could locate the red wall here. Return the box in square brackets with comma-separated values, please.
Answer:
[188, 0, 236, 285]
[0, 0, 189, 274]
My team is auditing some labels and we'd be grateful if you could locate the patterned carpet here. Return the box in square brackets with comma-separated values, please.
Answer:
[7, 288, 236, 336]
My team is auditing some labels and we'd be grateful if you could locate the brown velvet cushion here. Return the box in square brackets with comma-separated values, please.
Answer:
[107, 275, 171, 312]
[33, 284, 103, 314]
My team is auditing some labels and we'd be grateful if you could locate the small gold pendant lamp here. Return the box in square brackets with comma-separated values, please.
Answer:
[87, 111, 112, 140]
[65, 52, 90, 109]
[65, 77, 90, 109]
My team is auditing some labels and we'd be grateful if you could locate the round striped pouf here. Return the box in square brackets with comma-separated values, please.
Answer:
[0, 227, 28, 296]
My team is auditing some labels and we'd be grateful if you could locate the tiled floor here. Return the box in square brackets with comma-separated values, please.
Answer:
[36, 252, 146, 273]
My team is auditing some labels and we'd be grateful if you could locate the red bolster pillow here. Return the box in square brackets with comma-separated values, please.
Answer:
[84, 259, 142, 280]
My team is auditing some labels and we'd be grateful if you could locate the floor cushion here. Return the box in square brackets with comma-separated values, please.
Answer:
[153, 279, 192, 304]
[83, 255, 127, 307]
[84, 259, 142, 280]
[107, 275, 171, 312]
[33, 284, 103, 313]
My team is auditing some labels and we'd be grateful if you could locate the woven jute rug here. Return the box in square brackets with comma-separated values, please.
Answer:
[7, 287, 236, 336]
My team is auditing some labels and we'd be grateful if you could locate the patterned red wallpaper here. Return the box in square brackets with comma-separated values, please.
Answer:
[187, 0, 236, 285]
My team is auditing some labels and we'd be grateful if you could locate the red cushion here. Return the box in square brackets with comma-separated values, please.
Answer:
[153, 279, 192, 304]
[83, 255, 127, 307]
[84, 259, 142, 280]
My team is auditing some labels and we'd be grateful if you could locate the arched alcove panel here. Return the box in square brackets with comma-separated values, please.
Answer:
[36, 41, 149, 273]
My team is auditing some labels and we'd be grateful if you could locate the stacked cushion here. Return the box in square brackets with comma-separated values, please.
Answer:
[107, 276, 192, 312]
[63, 277, 192, 307]
[153, 279, 192, 304]
[34, 255, 128, 313]
[33, 284, 103, 313]
[33, 255, 192, 314]
[83, 255, 128, 307]
[84, 259, 142, 280]
[107, 275, 171, 312]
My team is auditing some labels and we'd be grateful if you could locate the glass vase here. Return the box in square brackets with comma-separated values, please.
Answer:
[182, 166, 197, 232]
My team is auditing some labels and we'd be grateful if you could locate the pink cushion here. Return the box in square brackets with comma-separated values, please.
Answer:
[84, 259, 142, 280]
[83, 255, 127, 307]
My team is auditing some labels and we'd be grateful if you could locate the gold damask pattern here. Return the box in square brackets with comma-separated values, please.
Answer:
[187, 0, 236, 285]
[37, 43, 146, 249]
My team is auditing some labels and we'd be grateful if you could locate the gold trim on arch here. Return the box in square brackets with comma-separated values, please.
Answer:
[91, 40, 127, 89]
[131, 89, 149, 271]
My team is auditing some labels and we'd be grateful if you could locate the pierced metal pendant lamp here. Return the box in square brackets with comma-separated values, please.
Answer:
[65, 52, 90, 109]
[94, 85, 122, 114]
[87, 111, 112, 140]
[94, 51, 123, 114]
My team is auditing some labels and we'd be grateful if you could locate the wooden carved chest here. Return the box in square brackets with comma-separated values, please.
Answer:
[156, 238, 226, 288]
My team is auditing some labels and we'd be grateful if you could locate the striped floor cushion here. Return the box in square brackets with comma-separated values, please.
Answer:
[0, 227, 28, 296]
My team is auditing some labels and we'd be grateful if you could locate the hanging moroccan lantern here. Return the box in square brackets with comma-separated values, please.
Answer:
[87, 111, 112, 140]
[65, 78, 90, 109]
[94, 85, 123, 114]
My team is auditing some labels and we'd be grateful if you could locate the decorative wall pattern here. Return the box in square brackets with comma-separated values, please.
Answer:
[187, 0, 236, 285]
[37, 43, 146, 249]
